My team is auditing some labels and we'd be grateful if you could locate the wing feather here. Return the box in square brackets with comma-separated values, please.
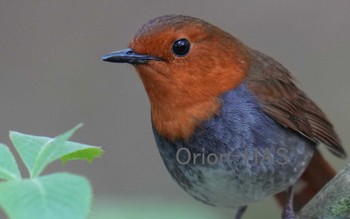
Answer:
[245, 49, 346, 158]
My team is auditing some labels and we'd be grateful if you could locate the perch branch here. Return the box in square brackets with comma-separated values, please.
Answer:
[298, 163, 350, 219]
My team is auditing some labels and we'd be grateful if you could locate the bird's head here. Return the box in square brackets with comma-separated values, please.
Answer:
[103, 15, 251, 140]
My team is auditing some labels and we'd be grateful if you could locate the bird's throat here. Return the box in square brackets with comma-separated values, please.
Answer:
[151, 97, 221, 140]
[137, 64, 249, 140]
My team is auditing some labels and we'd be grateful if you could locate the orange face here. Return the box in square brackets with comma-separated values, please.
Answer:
[104, 15, 251, 140]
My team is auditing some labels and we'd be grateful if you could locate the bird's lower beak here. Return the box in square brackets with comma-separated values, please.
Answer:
[101, 48, 162, 64]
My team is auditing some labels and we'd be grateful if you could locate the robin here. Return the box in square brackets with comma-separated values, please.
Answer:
[102, 15, 346, 219]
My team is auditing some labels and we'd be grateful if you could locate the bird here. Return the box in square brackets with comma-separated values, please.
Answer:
[102, 14, 346, 219]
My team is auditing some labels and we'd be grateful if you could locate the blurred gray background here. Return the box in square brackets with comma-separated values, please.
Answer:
[0, 1, 349, 218]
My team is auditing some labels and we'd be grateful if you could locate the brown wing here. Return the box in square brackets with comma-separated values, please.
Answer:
[245, 49, 346, 158]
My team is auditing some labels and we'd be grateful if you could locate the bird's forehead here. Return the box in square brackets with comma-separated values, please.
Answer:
[132, 15, 210, 44]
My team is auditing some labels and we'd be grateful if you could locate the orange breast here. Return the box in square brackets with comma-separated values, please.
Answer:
[136, 48, 250, 140]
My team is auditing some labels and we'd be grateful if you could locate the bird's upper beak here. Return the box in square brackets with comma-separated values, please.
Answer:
[101, 48, 162, 64]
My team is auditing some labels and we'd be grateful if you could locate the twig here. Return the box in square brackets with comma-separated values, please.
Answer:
[298, 163, 350, 219]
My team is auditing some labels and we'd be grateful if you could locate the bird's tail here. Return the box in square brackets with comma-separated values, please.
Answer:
[274, 150, 335, 211]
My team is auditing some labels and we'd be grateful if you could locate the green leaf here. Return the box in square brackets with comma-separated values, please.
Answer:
[0, 172, 91, 219]
[10, 124, 81, 177]
[9, 124, 103, 177]
[0, 143, 21, 180]
[61, 147, 104, 164]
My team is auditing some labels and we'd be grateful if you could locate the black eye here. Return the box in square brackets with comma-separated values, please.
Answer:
[172, 39, 190, 57]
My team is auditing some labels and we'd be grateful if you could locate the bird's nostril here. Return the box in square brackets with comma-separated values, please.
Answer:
[126, 50, 134, 55]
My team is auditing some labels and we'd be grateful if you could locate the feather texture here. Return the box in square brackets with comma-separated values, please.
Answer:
[245, 49, 346, 158]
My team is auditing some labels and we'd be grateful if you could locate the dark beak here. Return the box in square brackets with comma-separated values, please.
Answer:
[101, 48, 162, 64]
